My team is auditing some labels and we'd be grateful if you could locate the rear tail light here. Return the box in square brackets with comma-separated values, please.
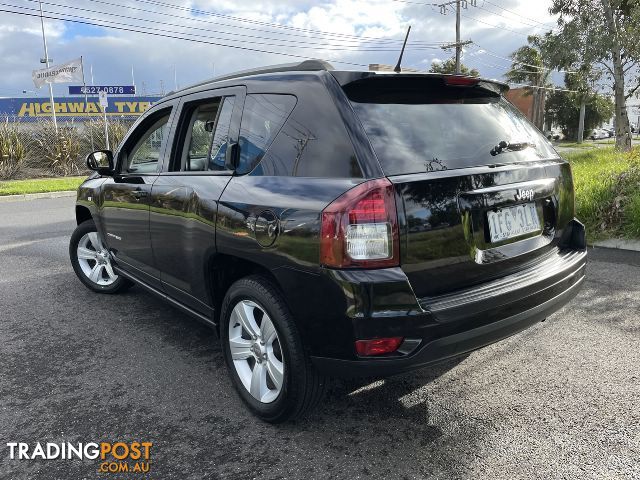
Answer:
[320, 178, 400, 268]
[355, 337, 404, 356]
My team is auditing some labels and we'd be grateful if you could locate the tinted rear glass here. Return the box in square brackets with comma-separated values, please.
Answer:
[237, 94, 296, 174]
[349, 86, 557, 175]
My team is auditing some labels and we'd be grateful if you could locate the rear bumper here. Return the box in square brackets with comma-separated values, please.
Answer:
[310, 246, 587, 378]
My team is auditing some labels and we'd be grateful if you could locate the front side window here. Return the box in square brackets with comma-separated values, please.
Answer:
[126, 111, 171, 173]
[237, 94, 296, 174]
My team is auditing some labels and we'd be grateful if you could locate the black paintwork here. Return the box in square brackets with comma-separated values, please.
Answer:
[75, 67, 587, 376]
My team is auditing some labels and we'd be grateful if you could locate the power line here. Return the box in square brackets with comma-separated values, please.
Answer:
[465, 56, 544, 77]
[86, 0, 442, 45]
[459, 11, 530, 37]
[0, 7, 373, 67]
[507, 82, 577, 93]
[17, 0, 447, 49]
[391, 0, 551, 35]
[470, 3, 551, 30]
[14, 0, 443, 52]
[5, 2, 444, 55]
[29, 0, 375, 48]
[471, 44, 578, 74]
[482, 0, 557, 29]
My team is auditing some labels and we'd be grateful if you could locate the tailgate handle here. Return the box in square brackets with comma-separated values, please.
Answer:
[458, 178, 556, 211]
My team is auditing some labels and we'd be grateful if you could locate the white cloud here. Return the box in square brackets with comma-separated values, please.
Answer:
[0, 0, 560, 97]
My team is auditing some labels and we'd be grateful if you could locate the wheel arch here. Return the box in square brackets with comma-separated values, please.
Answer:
[208, 254, 283, 327]
[75, 205, 93, 225]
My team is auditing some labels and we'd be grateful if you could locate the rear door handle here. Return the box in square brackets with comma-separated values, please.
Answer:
[132, 190, 148, 199]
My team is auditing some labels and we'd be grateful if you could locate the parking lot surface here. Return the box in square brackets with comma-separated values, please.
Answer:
[0, 196, 638, 479]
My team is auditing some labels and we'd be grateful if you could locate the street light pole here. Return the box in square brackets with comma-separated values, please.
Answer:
[38, 0, 57, 133]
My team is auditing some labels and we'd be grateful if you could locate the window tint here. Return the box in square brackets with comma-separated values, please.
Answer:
[209, 96, 235, 171]
[237, 94, 296, 174]
[127, 111, 171, 173]
[247, 83, 363, 179]
[174, 96, 236, 172]
[350, 95, 557, 176]
[182, 101, 220, 171]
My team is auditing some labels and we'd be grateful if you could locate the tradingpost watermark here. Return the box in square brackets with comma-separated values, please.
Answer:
[5, 441, 153, 473]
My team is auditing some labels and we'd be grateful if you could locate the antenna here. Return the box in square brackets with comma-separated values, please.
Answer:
[394, 25, 411, 73]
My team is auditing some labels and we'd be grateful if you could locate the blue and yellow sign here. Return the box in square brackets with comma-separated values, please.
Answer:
[0, 96, 162, 121]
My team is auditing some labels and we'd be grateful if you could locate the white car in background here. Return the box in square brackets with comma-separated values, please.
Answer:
[589, 129, 608, 140]
[545, 129, 563, 141]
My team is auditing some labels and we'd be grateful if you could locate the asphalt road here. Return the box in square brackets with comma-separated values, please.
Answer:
[0, 196, 638, 480]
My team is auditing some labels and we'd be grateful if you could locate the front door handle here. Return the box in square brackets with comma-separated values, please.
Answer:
[132, 190, 148, 199]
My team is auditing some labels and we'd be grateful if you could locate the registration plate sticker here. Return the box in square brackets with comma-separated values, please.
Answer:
[487, 202, 541, 243]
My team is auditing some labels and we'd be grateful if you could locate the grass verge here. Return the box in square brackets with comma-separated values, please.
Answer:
[566, 147, 640, 240]
[0, 176, 85, 196]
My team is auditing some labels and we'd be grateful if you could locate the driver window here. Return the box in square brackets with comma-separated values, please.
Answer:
[126, 111, 171, 173]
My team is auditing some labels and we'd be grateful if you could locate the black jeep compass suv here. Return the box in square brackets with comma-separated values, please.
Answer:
[70, 60, 587, 423]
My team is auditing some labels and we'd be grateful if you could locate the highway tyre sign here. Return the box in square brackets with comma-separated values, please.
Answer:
[69, 85, 136, 95]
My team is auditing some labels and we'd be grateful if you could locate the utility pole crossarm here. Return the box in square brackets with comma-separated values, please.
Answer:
[440, 40, 473, 49]
[438, 0, 472, 74]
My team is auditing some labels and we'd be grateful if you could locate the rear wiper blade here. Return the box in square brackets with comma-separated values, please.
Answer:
[490, 140, 535, 156]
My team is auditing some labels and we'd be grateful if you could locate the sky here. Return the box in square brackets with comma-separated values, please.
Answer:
[0, 0, 561, 98]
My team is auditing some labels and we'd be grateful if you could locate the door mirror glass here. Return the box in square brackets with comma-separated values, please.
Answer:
[86, 150, 113, 174]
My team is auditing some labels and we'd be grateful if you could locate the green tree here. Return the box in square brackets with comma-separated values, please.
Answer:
[429, 58, 479, 77]
[545, 78, 615, 139]
[505, 36, 553, 131]
[549, 0, 640, 151]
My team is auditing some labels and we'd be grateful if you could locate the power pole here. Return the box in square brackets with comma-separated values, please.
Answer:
[438, 0, 475, 74]
[455, 0, 461, 74]
[38, 0, 57, 133]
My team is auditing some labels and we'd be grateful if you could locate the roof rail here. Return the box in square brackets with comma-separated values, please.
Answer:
[175, 59, 334, 94]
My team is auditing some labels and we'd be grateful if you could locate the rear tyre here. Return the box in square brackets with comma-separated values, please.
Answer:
[69, 219, 133, 294]
[220, 275, 327, 423]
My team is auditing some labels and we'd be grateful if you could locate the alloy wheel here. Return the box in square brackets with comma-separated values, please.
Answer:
[76, 232, 118, 286]
[228, 299, 284, 403]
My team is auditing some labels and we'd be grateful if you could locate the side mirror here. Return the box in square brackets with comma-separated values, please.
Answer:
[86, 150, 114, 176]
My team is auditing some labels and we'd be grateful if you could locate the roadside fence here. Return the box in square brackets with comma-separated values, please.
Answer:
[0, 115, 135, 179]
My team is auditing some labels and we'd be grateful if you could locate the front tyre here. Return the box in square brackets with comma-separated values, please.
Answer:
[220, 275, 327, 423]
[69, 219, 132, 294]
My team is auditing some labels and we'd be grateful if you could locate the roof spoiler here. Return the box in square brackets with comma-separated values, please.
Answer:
[331, 71, 509, 95]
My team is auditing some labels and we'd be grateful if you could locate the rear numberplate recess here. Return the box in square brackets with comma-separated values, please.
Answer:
[487, 202, 540, 243]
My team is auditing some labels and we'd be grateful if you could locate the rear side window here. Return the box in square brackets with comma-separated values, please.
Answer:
[348, 80, 557, 175]
[209, 96, 235, 170]
[237, 94, 296, 174]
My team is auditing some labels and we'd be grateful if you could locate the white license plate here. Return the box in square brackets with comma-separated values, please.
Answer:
[487, 202, 540, 243]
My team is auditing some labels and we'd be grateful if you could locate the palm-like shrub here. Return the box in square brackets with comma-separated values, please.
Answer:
[0, 117, 26, 179]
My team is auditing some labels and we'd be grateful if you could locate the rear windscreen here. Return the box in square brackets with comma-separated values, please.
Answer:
[348, 86, 557, 175]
